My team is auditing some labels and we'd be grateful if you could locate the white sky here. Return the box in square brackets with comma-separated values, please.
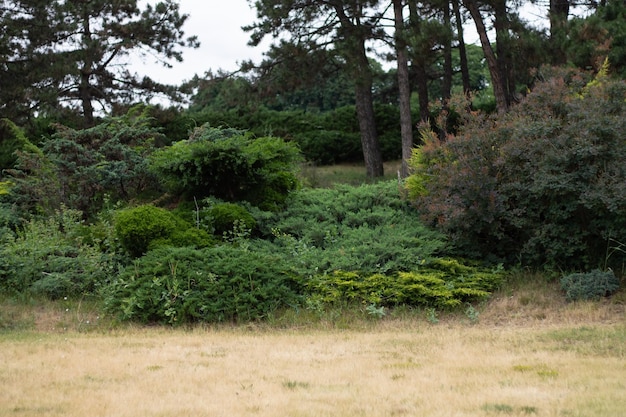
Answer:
[133, 0, 265, 85]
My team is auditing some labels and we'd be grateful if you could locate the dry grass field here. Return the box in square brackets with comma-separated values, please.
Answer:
[1, 276, 625, 417]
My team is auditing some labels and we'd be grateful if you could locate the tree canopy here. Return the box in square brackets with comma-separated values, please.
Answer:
[0, 0, 198, 126]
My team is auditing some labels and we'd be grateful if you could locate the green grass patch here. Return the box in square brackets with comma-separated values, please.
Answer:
[541, 325, 626, 357]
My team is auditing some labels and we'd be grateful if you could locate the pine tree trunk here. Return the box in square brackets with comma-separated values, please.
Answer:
[355, 81, 384, 178]
[442, 2, 453, 103]
[393, 0, 413, 178]
[463, 0, 508, 113]
[408, 1, 430, 122]
[452, 0, 472, 97]
[549, 0, 570, 65]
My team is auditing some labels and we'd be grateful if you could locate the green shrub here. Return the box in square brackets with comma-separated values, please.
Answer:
[407, 69, 626, 270]
[560, 269, 621, 301]
[0, 208, 116, 298]
[0, 118, 39, 171]
[258, 180, 447, 276]
[114, 205, 181, 258]
[165, 228, 215, 249]
[202, 202, 256, 237]
[103, 245, 303, 324]
[306, 260, 505, 309]
[149, 125, 301, 210]
[4, 110, 161, 219]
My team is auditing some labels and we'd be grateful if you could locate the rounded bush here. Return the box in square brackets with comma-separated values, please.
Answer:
[114, 205, 180, 257]
[560, 269, 620, 301]
[204, 203, 256, 236]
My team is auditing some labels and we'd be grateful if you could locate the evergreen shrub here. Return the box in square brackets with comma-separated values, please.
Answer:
[202, 202, 256, 237]
[114, 205, 181, 258]
[560, 269, 620, 301]
[306, 259, 504, 309]
[149, 125, 301, 209]
[4, 110, 161, 219]
[0, 118, 39, 171]
[257, 180, 448, 276]
[104, 245, 302, 324]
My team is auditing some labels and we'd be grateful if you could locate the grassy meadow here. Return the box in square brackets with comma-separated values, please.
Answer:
[1, 274, 625, 417]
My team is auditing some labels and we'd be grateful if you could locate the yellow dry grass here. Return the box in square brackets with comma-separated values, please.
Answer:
[1, 318, 625, 417]
[1, 275, 625, 417]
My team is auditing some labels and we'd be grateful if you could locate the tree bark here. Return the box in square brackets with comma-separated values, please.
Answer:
[452, 0, 472, 97]
[408, 1, 430, 122]
[442, 1, 453, 103]
[393, 0, 413, 178]
[494, 0, 513, 107]
[333, 2, 383, 178]
[549, 0, 570, 65]
[463, 0, 508, 113]
[355, 80, 384, 178]
[80, 9, 95, 126]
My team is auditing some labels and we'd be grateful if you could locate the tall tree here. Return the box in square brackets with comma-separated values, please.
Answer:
[463, 0, 509, 113]
[0, 0, 198, 126]
[393, 0, 413, 178]
[452, 0, 472, 97]
[549, 0, 570, 65]
[245, 0, 384, 177]
[407, 1, 432, 122]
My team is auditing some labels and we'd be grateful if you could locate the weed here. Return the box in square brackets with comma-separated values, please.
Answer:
[465, 304, 480, 324]
[282, 380, 310, 390]
[365, 304, 386, 319]
[426, 308, 439, 324]
[482, 403, 514, 413]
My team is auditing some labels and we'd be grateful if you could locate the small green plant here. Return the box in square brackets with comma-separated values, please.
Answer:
[465, 304, 480, 324]
[426, 308, 439, 324]
[560, 269, 620, 301]
[282, 380, 310, 390]
[481, 403, 514, 414]
[365, 304, 386, 319]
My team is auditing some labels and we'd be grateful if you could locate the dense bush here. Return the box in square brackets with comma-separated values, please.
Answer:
[407, 68, 626, 270]
[149, 125, 301, 210]
[200, 201, 256, 237]
[0, 208, 116, 298]
[0, 118, 39, 172]
[5, 110, 161, 218]
[114, 205, 213, 258]
[104, 245, 302, 324]
[560, 269, 621, 301]
[255, 180, 448, 276]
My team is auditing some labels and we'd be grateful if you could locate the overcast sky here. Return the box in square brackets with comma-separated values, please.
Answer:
[133, 0, 264, 85]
